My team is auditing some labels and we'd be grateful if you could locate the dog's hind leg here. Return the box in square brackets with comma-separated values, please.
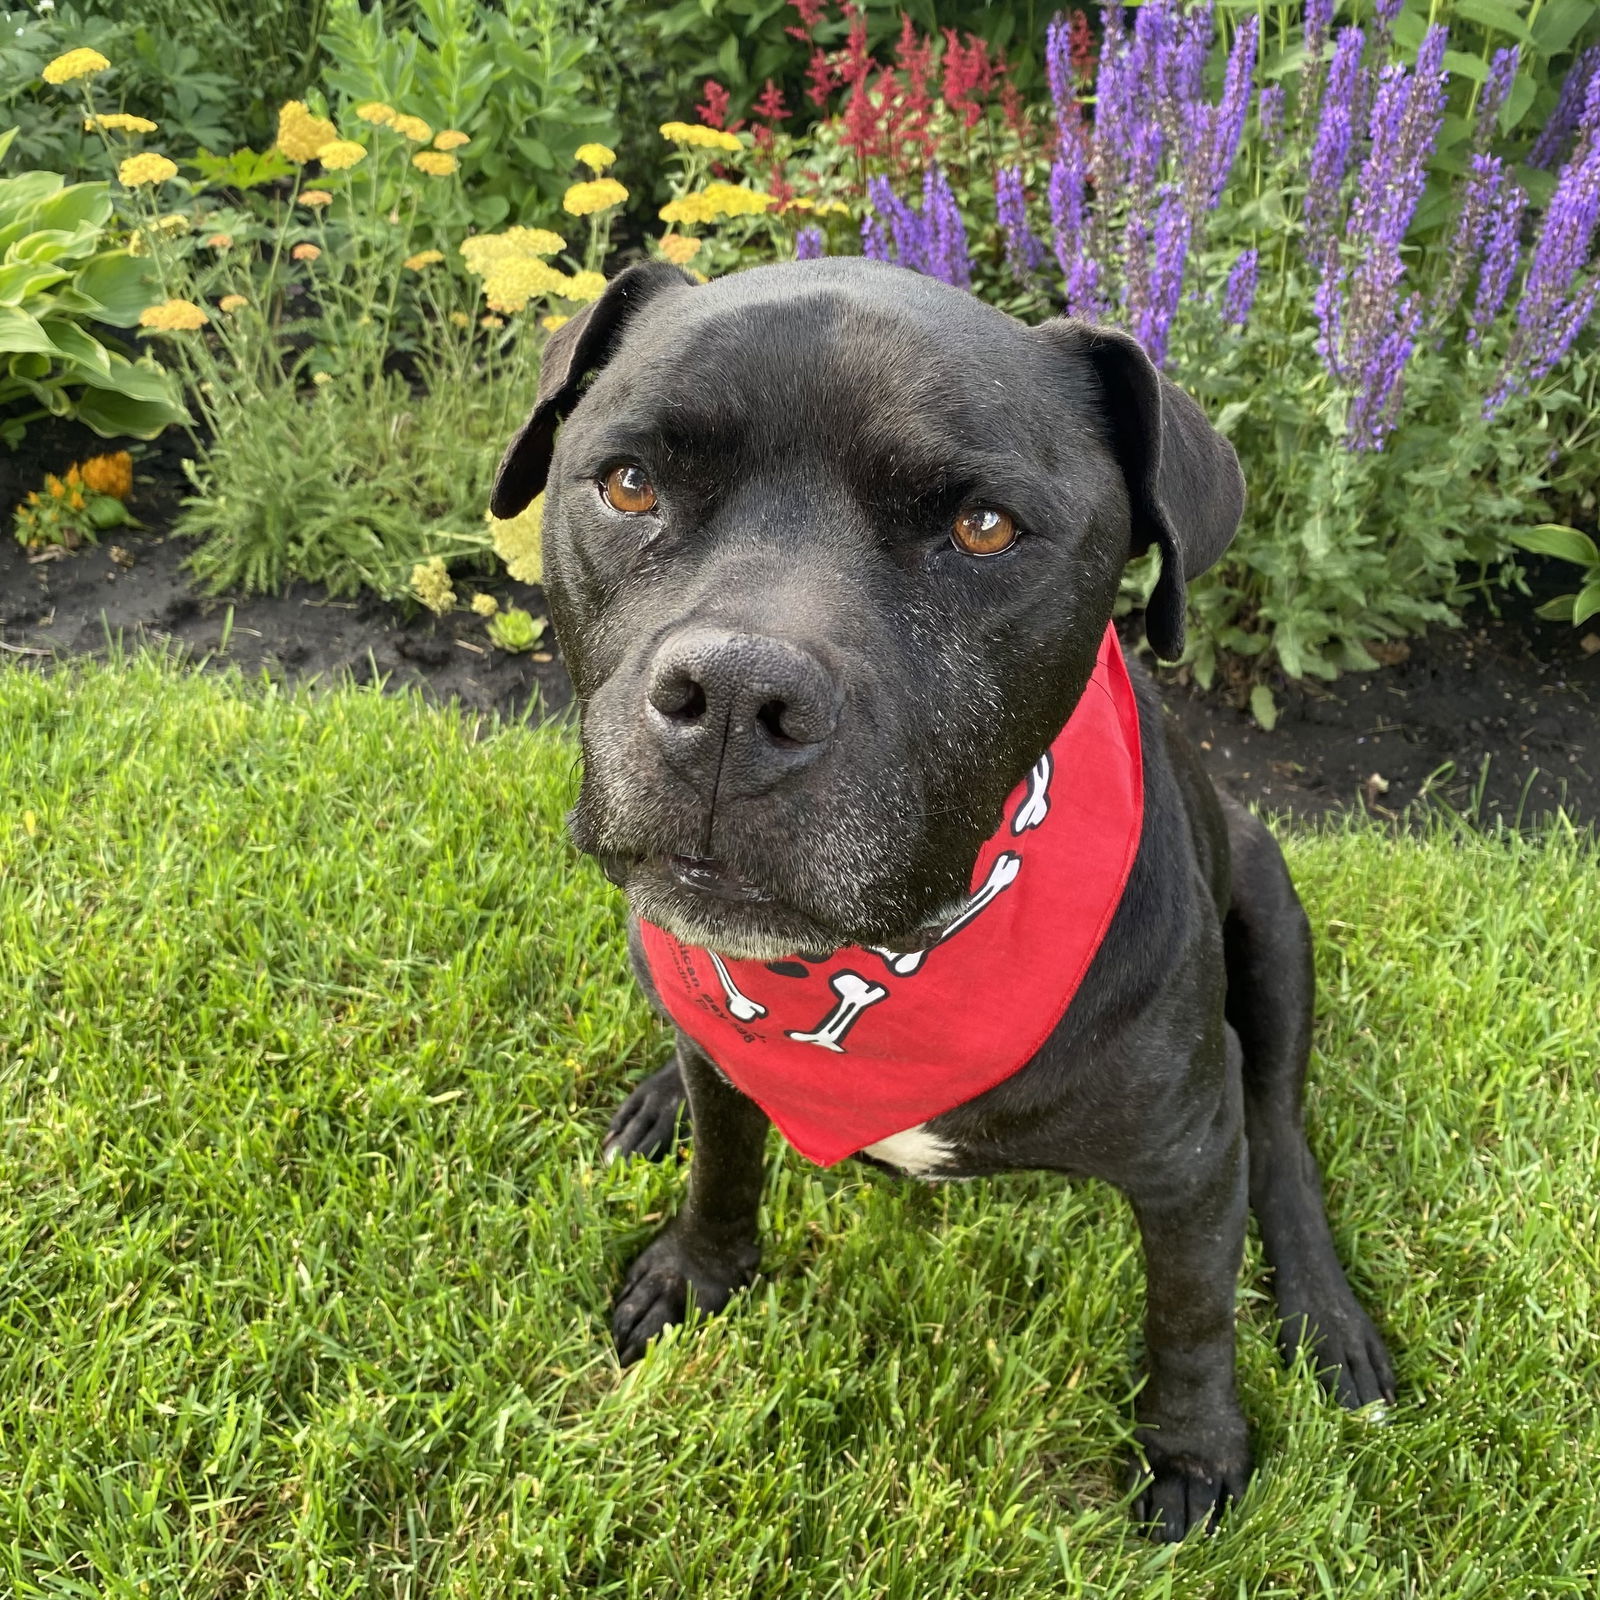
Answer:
[1222, 797, 1396, 1408]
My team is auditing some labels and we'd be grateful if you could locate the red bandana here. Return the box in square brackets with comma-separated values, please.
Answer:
[638, 623, 1144, 1167]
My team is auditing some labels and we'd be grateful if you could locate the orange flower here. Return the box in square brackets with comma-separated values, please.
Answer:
[291, 242, 321, 262]
[79, 451, 134, 500]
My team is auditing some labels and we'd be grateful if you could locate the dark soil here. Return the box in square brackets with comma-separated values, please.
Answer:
[4, 416, 1597, 828]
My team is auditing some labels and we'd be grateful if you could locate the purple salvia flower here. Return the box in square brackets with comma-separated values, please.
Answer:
[1220, 247, 1259, 328]
[1258, 84, 1285, 154]
[1434, 152, 1503, 330]
[1137, 186, 1191, 369]
[795, 226, 825, 261]
[996, 166, 1045, 282]
[1049, 140, 1102, 320]
[1305, 28, 1365, 249]
[1346, 294, 1422, 451]
[1491, 72, 1600, 410]
[1470, 175, 1526, 346]
[1204, 15, 1258, 208]
[1296, 0, 1337, 128]
[861, 213, 891, 262]
[1046, 13, 1075, 136]
[923, 165, 972, 289]
[1475, 46, 1519, 149]
[1373, 0, 1403, 45]
[1530, 46, 1600, 169]
[867, 174, 928, 274]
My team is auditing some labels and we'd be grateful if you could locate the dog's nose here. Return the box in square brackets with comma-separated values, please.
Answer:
[646, 628, 838, 798]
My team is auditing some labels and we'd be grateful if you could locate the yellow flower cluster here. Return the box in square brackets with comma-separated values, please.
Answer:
[575, 142, 616, 172]
[411, 557, 455, 615]
[488, 497, 543, 585]
[658, 233, 700, 265]
[562, 178, 628, 216]
[659, 121, 742, 152]
[300, 189, 333, 208]
[786, 197, 852, 216]
[42, 48, 110, 85]
[458, 227, 565, 275]
[207, 233, 233, 250]
[540, 313, 569, 331]
[79, 452, 134, 500]
[356, 102, 396, 125]
[470, 593, 499, 618]
[404, 250, 445, 271]
[659, 182, 774, 225]
[481, 257, 570, 314]
[412, 150, 457, 177]
[219, 294, 248, 313]
[317, 140, 366, 170]
[119, 153, 178, 188]
[277, 101, 338, 164]
[435, 129, 470, 152]
[138, 298, 209, 332]
[291, 243, 321, 262]
[85, 113, 157, 134]
[566, 270, 606, 303]
[392, 114, 433, 143]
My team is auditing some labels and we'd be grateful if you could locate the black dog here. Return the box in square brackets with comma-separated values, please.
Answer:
[491, 258, 1394, 1541]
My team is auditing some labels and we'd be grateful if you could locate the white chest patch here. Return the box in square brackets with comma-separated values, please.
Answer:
[860, 1123, 960, 1178]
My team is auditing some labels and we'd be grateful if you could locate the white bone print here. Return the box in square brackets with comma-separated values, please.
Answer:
[1011, 751, 1053, 833]
[869, 851, 1024, 976]
[708, 950, 767, 1022]
[785, 971, 888, 1052]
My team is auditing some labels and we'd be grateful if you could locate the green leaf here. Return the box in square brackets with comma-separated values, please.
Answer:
[1534, 594, 1576, 621]
[0, 127, 18, 166]
[1532, 0, 1595, 57]
[1574, 579, 1600, 627]
[1249, 684, 1278, 731]
[1510, 523, 1599, 568]
[0, 303, 59, 357]
[72, 384, 186, 439]
[0, 260, 70, 306]
[69, 252, 157, 326]
[1453, 0, 1537, 44]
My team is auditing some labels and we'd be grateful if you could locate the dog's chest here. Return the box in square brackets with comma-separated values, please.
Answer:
[860, 1123, 963, 1178]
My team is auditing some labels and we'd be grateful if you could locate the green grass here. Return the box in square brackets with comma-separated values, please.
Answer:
[0, 652, 1596, 1598]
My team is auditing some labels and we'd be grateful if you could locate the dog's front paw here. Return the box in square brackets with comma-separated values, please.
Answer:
[1276, 1276, 1397, 1411]
[603, 1059, 687, 1164]
[1132, 1440, 1252, 1542]
[613, 1225, 759, 1366]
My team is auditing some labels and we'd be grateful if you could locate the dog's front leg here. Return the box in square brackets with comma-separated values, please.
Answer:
[1125, 1084, 1252, 1541]
[612, 1037, 768, 1366]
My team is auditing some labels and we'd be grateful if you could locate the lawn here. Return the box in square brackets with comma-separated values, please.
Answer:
[0, 652, 1596, 1598]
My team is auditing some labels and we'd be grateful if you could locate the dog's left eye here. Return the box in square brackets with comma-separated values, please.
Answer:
[952, 507, 1017, 556]
[601, 464, 658, 514]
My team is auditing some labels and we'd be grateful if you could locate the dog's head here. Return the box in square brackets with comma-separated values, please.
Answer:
[493, 260, 1242, 959]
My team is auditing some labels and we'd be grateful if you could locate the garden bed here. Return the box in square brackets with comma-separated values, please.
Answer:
[4, 416, 1596, 829]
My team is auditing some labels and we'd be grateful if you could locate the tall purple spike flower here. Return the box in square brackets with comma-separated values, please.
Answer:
[795, 226, 825, 261]
[1221, 247, 1259, 329]
[997, 166, 1045, 282]
[1049, 137, 1102, 320]
[1046, 12, 1076, 137]
[1204, 15, 1258, 208]
[861, 213, 891, 263]
[923, 165, 972, 290]
[1435, 153, 1505, 330]
[1470, 177, 1526, 346]
[867, 174, 927, 275]
[1258, 84, 1285, 155]
[1475, 46, 1519, 149]
[1489, 72, 1600, 412]
[1530, 47, 1600, 169]
[1319, 26, 1450, 451]
[1305, 28, 1366, 250]
[1137, 186, 1191, 368]
[1296, 0, 1338, 128]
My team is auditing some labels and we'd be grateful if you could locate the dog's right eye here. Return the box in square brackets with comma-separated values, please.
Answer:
[601, 464, 658, 514]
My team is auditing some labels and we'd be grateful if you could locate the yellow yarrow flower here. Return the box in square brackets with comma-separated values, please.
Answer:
[85, 113, 157, 134]
[410, 557, 455, 615]
[292, 242, 321, 262]
[659, 121, 741, 152]
[540, 314, 570, 331]
[300, 189, 333, 207]
[658, 233, 700, 265]
[563, 178, 627, 216]
[412, 150, 457, 177]
[702, 181, 774, 217]
[488, 496, 543, 584]
[317, 139, 367, 170]
[206, 233, 233, 250]
[79, 451, 133, 500]
[118, 152, 178, 187]
[43, 48, 110, 85]
[277, 101, 338, 164]
[458, 227, 566, 276]
[391, 114, 433, 143]
[565, 270, 606, 303]
[482, 257, 570, 313]
[434, 129, 470, 151]
[138, 298, 209, 332]
[356, 101, 396, 126]
[574, 142, 616, 172]
[480, 314, 505, 329]
[448, 311, 470, 328]
[470, 592, 499, 618]
[404, 250, 445, 271]
[219, 294, 248, 313]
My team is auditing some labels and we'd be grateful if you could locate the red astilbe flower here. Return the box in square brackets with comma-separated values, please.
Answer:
[786, 0, 829, 43]
[754, 78, 790, 125]
[697, 79, 734, 130]
[895, 13, 938, 162]
[1070, 9, 1097, 85]
[806, 46, 836, 109]
[942, 29, 995, 130]
[839, 4, 879, 162]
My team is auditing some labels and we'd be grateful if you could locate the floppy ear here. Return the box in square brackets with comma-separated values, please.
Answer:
[489, 261, 695, 520]
[1037, 320, 1244, 661]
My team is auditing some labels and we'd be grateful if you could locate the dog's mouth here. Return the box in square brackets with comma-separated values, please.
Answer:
[662, 854, 774, 905]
